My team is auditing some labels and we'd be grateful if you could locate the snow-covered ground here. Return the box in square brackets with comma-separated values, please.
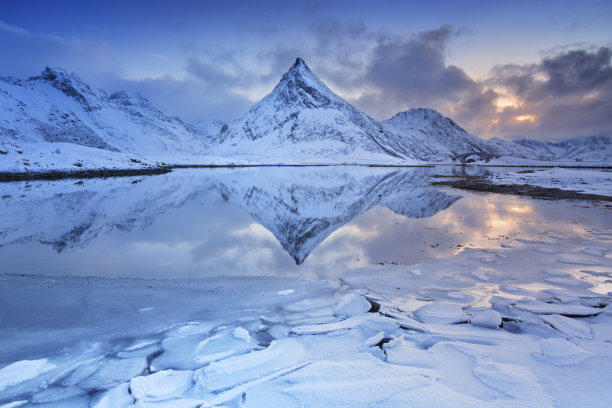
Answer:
[487, 168, 612, 197]
[0, 167, 611, 407]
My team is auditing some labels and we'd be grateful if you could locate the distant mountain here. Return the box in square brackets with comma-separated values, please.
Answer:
[204, 58, 415, 163]
[0, 67, 205, 161]
[514, 135, 612, 162]
[381, 108, 542, 162]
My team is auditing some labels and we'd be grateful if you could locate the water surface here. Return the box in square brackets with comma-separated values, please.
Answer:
[0, 166, 609, 280]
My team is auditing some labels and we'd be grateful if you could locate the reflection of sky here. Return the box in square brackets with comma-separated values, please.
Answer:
[0, 167, 609, 281]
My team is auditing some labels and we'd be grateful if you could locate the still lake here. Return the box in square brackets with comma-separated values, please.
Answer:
[0, 166, 608, 281]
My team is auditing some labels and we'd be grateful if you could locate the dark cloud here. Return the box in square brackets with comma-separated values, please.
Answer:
[484, 46, 612, 139]
[1, 14, 610, 140]
[541, 47, 612, 96]
[346, 26, 478, 119]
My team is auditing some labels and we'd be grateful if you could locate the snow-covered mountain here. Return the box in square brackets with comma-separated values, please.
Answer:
[381, 108, 542, 162]
[0, 67, 208, 171]
[0, 167, 460, 264]
[204, 58, 417, 163]
[514, 135, 612, 162]
[1, 62, 608, 169]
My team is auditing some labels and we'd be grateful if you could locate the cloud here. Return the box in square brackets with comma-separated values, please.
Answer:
[1, 13, 610, 140]
[0, 21, 115, 79]
[312, 25, 480, 121]
[0, 20, 28, 36]
[482, 46, 612, 139]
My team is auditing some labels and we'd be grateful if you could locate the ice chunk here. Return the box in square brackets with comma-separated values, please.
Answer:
[544, 277, 581, 286]
[536, 338, 593, 366]
[537, 247, 559, 254]
[0, 359, 56, 392]
[284, 297, 336, 312]
[471, 270, 489, 281]
[512, 300, 601, 316]
[194, 338, 305, 392]
[541, 315, 592, 339]
[172, 321, 217, 337]
[243, 354, 431, 407]
[60, 357, 105, 387]
[130, 370, 193, 402]
[447, 291, 464, 299]
[117, 343, 161, 359]
[378, 308, 429, 332]
[333, 293, 371, 317]
[581, 247, 607, 257]
[559, 258, 599, 266]
[130, 399, 203, 408]
[79, 357, 147, 390]
[472, 361, 552, 404]
[124, 338, 160, 351]
[91, 383, 134, 408]
[291, 314, 374, 335]
[544, 269, 570, 277]
[152, 327, 255, 371]
[414, 303, 468, 324]
[363, 331, 386, 347]
[31, 386, 86, 404]
[470, 310, 501, 329]
[193, 327, 255, 365]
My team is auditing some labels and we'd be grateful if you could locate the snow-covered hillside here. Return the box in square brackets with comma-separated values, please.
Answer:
[1, 63, 609, 170]
[0, 68, 208, 171]
[514, 136, 612, 162]
[204, 58, 419, 164]
[381, 109, 543, 162]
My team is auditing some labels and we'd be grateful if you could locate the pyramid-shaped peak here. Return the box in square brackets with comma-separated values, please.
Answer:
[282, 57, 317, 81]
[266, 57, 340, 110]
[291, 57, 309, 70]
[36, 67, 81, 83]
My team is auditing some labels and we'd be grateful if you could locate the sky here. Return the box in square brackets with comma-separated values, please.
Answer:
[1, 0, 611, 141]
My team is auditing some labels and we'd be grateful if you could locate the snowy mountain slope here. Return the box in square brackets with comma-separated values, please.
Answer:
[2, 64, 608, 168]
[514, 135, 612, 161]
[204, 58, 419, 163]
[0, 67, 206, 171]
[0, 167, 460, 264]
[381, 108, 542, 161]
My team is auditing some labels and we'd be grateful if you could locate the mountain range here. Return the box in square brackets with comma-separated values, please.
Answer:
[1, 59, 610, 171]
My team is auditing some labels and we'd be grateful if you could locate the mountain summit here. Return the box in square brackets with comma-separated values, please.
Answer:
[207, 58, 414, 163]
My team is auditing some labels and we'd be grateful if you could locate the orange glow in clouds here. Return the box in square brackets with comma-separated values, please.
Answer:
[514, 114, 537, 123]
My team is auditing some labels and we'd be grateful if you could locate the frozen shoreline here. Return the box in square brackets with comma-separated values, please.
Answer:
[1, 228, 611, 407]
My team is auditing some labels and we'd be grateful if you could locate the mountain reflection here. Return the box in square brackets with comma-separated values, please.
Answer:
[0, 167, 461, 266]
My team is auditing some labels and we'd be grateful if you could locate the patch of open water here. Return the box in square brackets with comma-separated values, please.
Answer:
[0, 166, 609, 280]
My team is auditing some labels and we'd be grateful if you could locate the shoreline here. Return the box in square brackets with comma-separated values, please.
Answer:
[433, 177, 612, 202]
[0, 162, 610, 183]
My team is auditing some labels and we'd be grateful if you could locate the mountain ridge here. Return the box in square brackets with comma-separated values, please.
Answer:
[1, 60, 609, 170]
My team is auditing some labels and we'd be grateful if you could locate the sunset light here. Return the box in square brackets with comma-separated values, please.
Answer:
[514, 114, 537, 123]
[0, 1, 610, 406]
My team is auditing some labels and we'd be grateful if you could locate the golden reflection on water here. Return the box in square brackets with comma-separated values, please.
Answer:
[312, 191, 609, 277]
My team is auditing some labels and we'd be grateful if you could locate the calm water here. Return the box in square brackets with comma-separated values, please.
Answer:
[0, 166, 609, 280]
